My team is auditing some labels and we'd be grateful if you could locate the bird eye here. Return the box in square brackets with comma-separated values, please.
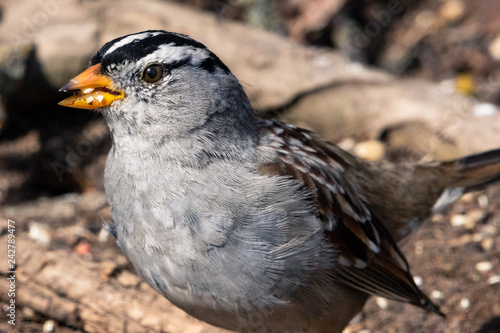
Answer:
[142, 64, 164, 83]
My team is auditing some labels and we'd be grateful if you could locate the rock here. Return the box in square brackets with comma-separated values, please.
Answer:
[459, 192, 475, 203]
[413, 276, 423, 286]
[74, 241, 91, 256]
[450, 210, 485, 229]
[464, 210, 485, 229]
[353, 140, 386, 161]
[43, 319, 56, 332]
[375, 297, 389, 310]
[481, 238, 493, 252]
[117, 271, 141, 288]
[488, 34, 500, 61]
[336, 137, 356, 151]
[473, 103, 497, 117]
[477, 194, 489, 210]
[460, 298, 470, 309]
[487, 275, 500, 285]
[450, 214, 467, 227]
[431, 290, 444, 299]
[439, 0, 465, 25]
[22, 307, 36, 320]
[475, 261, 493, 272]
[98, 227, 110, 243]
[472, 234, 483, 244]
[431, 214, 445, 224]
[28, 222, 52, 245]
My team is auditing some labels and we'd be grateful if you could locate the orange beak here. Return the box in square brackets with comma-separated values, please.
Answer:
[58, 63, 125, 109]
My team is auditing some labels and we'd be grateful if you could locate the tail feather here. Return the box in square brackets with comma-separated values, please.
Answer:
[446, 148, 500, 191]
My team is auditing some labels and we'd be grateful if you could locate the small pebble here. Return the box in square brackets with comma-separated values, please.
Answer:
[467, 211, 483, 228]
[473, 103, 497, 117]
[431, 290, 444, 299]
[415, 10, 435, 30]
[75, 241, 91, 256]
[432, 214, 444, 224]
[481, 238, 494, 252]
[460, 298, 470, 309]
[472, 233, 483, 242]
[487, 275, 500, 285]
[29, 222, 52, 245]
[450, 214, 467, 227]
[466, 210, 484, 229]
[337, 138, 356, 151]
[440, 0, 465, 24]
[43, 319, 55, 332]
[459, 192, 475, 203]
[477, 194, 489, 210]
[117, 271, 141, 287]
[475, 261, 493, 272]
[353, 140, 386, 161]
[414, 276, 423, 286]
[375, 297, 388, 310]
[489, 34, 500, 60]
[22, 307, 35, 320]
[99, 227, 110, 243]
[450, 210, 484, 229]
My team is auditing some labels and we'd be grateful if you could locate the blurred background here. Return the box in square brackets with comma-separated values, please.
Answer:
[0, 0, 499, 332]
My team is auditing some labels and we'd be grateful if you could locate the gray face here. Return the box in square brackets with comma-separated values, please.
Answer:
[92, 30, 253, 144]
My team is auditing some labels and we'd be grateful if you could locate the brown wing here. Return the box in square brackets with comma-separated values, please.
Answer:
[258, 120, 443, 315]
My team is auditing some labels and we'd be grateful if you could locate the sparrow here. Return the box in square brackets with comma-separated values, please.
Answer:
[59, 30, 500, 333]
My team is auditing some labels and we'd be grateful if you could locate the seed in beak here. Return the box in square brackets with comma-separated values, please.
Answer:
[83, 88, 95, 94]
[86, 96, 95, 104]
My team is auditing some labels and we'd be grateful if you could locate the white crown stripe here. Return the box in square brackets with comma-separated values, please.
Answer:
[104, 31, 163, 57]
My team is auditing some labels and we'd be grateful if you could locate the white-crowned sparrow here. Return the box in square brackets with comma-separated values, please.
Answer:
[59, 30, 500, 333]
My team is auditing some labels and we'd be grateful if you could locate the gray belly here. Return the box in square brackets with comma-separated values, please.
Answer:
[104, 156, 353, 332]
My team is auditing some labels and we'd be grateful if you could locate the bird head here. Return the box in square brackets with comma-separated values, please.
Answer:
[59, 30, 253, 142]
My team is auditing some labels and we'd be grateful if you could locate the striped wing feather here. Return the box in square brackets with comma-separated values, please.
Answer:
[259, 120, 443, 315]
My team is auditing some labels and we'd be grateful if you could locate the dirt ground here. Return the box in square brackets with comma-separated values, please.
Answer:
[358, 186, 500, 333]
